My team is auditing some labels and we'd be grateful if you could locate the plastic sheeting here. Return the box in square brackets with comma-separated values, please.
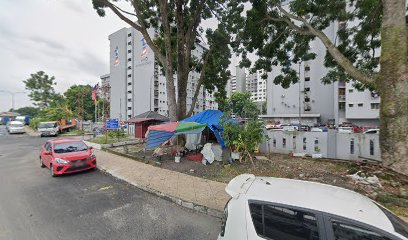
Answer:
[201, 143, 222, 164]
[185, 132, 202, 151]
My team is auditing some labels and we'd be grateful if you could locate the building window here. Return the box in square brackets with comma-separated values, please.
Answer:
[128, 107, 131, 110]
[350, 138, 355, 154]
[282, 138, 286, 148]
[371, 103, 380, 109]
[128, 115, 131, 118]
[128, 58, 132, 62]
[128, 49, 131, 53]
[304, 87, 310, 92]
[128, 33, 132, 37]
[339, 102, 345, 110]
[128, 66, 131, 70]
[128, 82, 132, 86]
[358, 103, 363, 107]
[349, 104, 354, 108]
[128, 41, 131, 45]
[305, 77, 310, 82]
[349, 89, 354, 93]
[128, 99, 131, 102]
[305, 66, 310, 71]
[293, 136, 296, 150]
[127, 90, 131, 94]
[128, 74, 132, 78]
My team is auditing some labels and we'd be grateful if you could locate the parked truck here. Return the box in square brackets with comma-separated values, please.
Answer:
[15, 115, 31, 125]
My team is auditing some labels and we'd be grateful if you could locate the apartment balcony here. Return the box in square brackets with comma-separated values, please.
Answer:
[338, 81, 346, 88]
[338, 95, 346, 102]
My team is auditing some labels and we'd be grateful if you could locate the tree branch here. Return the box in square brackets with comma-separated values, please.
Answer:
[274, 4, 374, 84]
[97, 0, 166, 64]
[186, 45, 216, 117]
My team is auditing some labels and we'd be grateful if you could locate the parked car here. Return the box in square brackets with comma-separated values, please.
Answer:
[338, 126, 353, 133]
[39, 139, 96, 177]
[219, 174, 408, 240]
[311, 127, 329, 132]
[282, 125, 297, 132]
[38, 121, 60, 137]
[364, 128, 380, 134]
[265, 124, 282, 131]
[6, 121, 25, 134]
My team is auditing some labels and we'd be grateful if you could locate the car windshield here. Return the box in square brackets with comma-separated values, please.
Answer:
[38, 123, 55, 128]
[54, 142, 88, 154]
[10, 123, 23, 127]
[16, 116, 25, 120]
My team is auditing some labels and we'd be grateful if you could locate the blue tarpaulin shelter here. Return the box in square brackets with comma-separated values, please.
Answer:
[182, 110, 233, 148]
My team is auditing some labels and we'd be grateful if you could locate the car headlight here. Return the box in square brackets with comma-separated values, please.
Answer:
[86, 154, 96, 160]
[55, 158, 69, 164]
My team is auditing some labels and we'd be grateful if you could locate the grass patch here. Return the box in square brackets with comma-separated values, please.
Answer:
[88, 136, 132, 144]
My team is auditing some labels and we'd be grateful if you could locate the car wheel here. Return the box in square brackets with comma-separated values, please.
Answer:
[50, 164, 57, 177]
[40, 157, 45, 168]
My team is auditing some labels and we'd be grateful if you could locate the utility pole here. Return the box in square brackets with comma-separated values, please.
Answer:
[298, 62, 302, 127]
[0, 90, 26, 111]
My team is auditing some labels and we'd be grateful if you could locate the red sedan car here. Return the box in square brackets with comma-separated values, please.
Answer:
[39, 139, 96, 177]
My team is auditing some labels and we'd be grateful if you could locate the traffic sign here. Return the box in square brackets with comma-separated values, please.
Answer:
[106, 118, 119, 129]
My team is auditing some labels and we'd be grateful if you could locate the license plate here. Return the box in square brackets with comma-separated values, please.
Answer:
[73, 161, 84, 167]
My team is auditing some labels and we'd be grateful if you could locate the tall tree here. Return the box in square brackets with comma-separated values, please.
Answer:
[220, 92, 260, 119]
[232, 0, 408, 174]
[23, 71, 61, 109]
[64, 85, 95, 121]
[14, 106, 41, 117]
[92, 0, 231, 120]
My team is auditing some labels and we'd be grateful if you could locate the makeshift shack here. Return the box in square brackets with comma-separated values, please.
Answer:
[126, 111, 169, 139]
[182, 110, 233, 148]
[145, 121, 207, 150]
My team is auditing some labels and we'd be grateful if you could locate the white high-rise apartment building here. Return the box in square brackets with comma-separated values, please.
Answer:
[108, 27, 217, 120]
[246, 71, 267, 103]
[263, 22, 380, 127]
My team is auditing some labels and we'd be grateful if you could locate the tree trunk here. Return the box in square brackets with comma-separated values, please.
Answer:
[379, 0, 408, 175]
[165, 67, 178, 122]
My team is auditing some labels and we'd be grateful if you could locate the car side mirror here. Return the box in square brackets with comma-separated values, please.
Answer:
[44, 151, 51, 155]
[89, 146, 93, 150]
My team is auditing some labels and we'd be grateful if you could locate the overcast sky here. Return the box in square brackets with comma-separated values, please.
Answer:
[0, 0, 240, 112]
[0, 0, 128, 112]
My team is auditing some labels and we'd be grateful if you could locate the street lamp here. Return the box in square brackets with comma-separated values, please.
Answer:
[0, 90, 26, 111]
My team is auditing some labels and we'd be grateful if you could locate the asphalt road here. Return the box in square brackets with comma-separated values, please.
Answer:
[0, 126, 220, 240]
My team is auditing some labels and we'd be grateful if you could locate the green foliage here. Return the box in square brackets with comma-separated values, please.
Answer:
[23, 71, 62, 109]
[63, 85, 94, 121]
[230, 0, 382, 89]
[43, 105, 73, 121]
[29, 117, 48, 129]
[223, 118, 264, 165]
[14, 107, 41, 117]
[220, 92, 260, 119]
[108, 129, 126, 139]
[262, 101, 267, 115]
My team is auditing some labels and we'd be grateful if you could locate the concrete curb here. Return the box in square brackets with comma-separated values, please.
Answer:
[97, 164, 224, 219]
[24, 126, 39, 137]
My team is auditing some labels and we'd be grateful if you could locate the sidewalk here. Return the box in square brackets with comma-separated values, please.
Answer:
[95, 149, 229, 218]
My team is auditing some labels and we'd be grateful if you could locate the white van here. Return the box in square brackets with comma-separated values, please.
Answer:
[38, 121, 60, 137]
